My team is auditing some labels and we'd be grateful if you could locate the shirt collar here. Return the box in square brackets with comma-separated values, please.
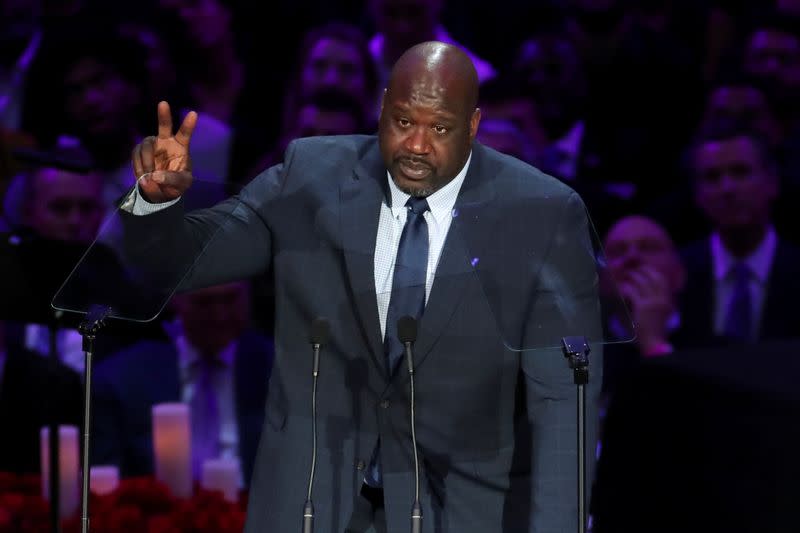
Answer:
[385, 151, 472, 225]
[711, 226, 777, 284]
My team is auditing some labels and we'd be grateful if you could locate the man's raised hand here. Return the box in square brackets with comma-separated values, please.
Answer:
[132, 101, 198, 203]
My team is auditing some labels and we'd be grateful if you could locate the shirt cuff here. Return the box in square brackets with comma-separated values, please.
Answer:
[120, 182, 181, 215]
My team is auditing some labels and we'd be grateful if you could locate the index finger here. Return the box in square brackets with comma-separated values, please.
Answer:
[157, 101, 173, 139]
[175, 110, 198, 146]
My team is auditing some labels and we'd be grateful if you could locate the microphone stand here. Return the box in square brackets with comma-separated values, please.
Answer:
[303, 318, 329, 533]
[561, 336, 591, 533]
[398, 316, 422, 533]
[303, 344, 320, 533]
[77, 305, 111, 533]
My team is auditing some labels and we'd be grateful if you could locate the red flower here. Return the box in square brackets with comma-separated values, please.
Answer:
[147, 514, 181, 533]
[0, 473, 17, 493]
[0, 472, 247, 533]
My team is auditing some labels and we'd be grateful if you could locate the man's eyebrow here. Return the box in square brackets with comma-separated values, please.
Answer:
[389, 103, 458, 121]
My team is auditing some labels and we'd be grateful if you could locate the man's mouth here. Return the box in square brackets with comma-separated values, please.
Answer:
[398, 159, 432, 180]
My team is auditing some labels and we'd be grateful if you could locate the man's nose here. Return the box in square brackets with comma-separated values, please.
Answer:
[763, 56, 782, 75]
[718, 173, 739, 192]
[323, 67, 341, 87]
[404, 127, 431, 154]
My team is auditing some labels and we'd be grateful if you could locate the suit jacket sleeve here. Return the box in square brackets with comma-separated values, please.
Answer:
[119, 141, 299, 291]
[521, 191, 604, 532]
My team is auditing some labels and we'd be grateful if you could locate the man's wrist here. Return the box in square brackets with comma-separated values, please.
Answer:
[130, 183, 180, 215]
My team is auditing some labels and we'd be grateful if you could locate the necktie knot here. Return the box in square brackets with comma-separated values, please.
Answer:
[405, 197, 429, 216]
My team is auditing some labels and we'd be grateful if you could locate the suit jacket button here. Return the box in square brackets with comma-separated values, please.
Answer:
[380, 400, 390, 409]
[356, 460, 366, 470]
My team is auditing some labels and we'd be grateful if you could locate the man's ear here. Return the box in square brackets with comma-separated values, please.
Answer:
[470, 108, 482, 141]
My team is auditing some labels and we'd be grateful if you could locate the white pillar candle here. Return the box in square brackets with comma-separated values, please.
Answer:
[40, 425, 80, 518]
[89, 465, 119, 495]
[151, 403, 192, 498]
[201, 458, 241, 502]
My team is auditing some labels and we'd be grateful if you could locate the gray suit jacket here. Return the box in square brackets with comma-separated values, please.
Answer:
[121, 135, 603, 532]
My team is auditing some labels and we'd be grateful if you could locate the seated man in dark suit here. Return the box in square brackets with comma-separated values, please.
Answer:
[680, 123, 800, 344]
[0, 320, 83, 473]
[600, 215, 688, 399]
[91, 281, 274, 486]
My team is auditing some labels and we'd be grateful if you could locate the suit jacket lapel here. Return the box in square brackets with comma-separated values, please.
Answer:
[407, 143, 497, 373]
[760, 239, 798, 338]
[341, 142, 389, 377]
[679, 240, 715, 341]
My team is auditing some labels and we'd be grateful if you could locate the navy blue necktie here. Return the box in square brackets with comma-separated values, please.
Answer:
[364, 196, 430, 487]
[723, 262, 753, 342]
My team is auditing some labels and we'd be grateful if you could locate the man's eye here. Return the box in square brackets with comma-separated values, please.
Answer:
[434, 125, 448, 134]
[398, 118, 411, 127]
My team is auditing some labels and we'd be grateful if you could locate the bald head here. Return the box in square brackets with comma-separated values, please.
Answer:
[388, 41, 479, 112]
[604, 215, 685, 294]
[605, 215, 675, 250]
[23, 167, 104, 244]
[379, 41, 481, 197]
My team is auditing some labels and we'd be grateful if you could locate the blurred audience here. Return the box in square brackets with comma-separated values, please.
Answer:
[0, 0, 41, 191]
[232, 21, 378, 186]
[22, 29, 150, 208]
[367, 0, 495, 87]
[603, 215, 687, 357]
[288, 22, 379, 125]
[476, 118, 536, 164]
[600, 215, 691, 398]
[680, 124, 800, 344]
[742, 12, 800, 119]
[2, 156, 104, 374]
[92, 282, 274, 486]
[17, 165, 103, 244]
[513, 31, 588, 182]
[478, 74, 548, 159]
[700, 73, 783, 149]
[156, 0, 244, 126]
[152, 0, 245, 182]
[0, 320, 83, 474]
[0, 0, 42, 131]
[250, 87, 371, 176]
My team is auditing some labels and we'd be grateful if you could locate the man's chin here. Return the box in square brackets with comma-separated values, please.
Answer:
[393, 175, 435, 198]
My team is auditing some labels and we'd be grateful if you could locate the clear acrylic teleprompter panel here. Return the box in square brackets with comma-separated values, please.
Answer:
[51, 177, 237, 322]
[369, 191, 635, 352]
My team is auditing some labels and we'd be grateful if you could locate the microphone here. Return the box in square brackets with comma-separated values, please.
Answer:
[398, 316, 422, 533]
[303, 317, 330, 533]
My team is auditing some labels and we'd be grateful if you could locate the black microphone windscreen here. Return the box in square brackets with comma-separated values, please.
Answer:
[398, 316, 418, 343]
[310, 317, 331, 345]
